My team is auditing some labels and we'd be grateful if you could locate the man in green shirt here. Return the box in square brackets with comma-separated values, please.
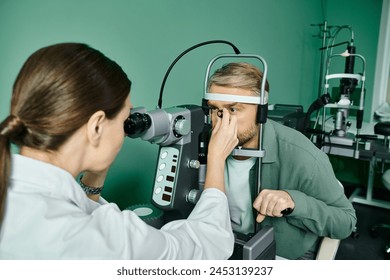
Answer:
[206, 62, 357, 259]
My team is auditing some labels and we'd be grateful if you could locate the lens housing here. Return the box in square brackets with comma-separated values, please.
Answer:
[124, 112, 152, 136]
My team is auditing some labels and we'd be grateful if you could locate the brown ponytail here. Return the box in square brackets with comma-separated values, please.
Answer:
[0, 115, 27, 221]
[0, 132, 11, 223]
[0, 43, 131, 223]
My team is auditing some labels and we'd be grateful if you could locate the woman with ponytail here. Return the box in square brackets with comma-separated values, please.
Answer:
[0, 43, 238, 259]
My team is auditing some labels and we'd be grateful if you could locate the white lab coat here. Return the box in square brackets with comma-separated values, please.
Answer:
[0, 155, 234, 259]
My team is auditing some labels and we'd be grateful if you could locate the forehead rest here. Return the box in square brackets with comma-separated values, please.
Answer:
[205, 92, 268, 105]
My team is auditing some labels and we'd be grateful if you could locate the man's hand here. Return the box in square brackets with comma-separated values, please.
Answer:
[252, 189, 295, 223]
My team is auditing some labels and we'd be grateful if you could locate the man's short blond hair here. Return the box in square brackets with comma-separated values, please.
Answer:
[207, 62, 270, 96]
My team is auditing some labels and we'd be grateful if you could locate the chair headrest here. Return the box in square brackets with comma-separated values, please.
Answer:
[374, 122, 390, 136]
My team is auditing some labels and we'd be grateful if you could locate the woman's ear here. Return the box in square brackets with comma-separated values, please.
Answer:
[87, 110, 106, 146]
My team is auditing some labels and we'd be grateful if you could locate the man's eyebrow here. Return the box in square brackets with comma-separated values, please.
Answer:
[207, 101, 240, 107]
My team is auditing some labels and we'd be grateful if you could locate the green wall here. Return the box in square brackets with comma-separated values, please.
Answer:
[0, 0, 383, 209]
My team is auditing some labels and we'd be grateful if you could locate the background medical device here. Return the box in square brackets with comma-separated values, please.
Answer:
[125, 41, 276, 259]
[321, 49, 366, 145]
[305, 25, 366, 159]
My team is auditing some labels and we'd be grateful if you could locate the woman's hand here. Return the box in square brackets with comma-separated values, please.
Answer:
[204, 108, 238, 192]
[207, 108, 238, 161]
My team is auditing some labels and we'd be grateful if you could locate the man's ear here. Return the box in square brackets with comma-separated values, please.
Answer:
[87, 110, 106, 146]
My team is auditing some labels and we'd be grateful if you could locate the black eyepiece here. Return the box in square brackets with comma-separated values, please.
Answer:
[124, 112, 152, 137]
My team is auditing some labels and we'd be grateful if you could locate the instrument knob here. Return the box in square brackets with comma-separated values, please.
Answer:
[174, 118, 191, 136]
[189, 160, 200, 169]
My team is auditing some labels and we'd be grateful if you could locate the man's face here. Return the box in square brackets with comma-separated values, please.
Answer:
[208, 85, 259, 149]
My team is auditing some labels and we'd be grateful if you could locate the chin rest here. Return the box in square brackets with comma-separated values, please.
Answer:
[229, 226, 276, 260]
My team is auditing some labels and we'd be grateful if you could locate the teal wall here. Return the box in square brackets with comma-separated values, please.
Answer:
[0, 0, 383, 209]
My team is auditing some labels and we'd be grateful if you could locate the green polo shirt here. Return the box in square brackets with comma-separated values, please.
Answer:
[244, 119, 357, 259]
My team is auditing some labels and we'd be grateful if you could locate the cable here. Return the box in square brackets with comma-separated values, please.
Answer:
[303, 93, 331, 136]
[157, 40, 241, 109]
[319, 41, 349, 51]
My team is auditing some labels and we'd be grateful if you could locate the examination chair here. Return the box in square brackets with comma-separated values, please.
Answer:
[370, 122, 390, 259]
[316, 237, 340, 260]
